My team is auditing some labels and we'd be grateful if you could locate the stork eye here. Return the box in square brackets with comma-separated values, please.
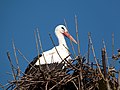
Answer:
[61, 27, 65, 30]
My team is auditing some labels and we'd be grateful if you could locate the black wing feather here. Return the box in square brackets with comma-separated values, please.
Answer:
[24, 54, 42, 75]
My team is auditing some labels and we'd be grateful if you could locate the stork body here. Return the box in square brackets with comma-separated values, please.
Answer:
[25, 25, 77, 74]
[35, 45, 71, 65]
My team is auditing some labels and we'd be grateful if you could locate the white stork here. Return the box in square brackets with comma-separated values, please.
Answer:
[25, 25, 77, 74]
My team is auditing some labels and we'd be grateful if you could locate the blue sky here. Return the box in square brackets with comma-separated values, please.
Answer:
[0, 0, 120, 87]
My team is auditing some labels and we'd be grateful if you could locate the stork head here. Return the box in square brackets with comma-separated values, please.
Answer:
[55, 25, 77, 44]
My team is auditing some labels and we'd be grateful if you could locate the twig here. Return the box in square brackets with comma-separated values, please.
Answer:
[88, 33, 104, 79]
[106, 78, 111, 90]
[35, 29, 43, 71]
[111, 33, 116, 67]
[78, 75, 81, 90]
[65, 75, 79, 84]
[34, 29, 40, 64]
[36, 28, 50, 71]
[64, 18, 76, 58]
[112, 33, 114, 55]
[75, 15, 83, 90]
[6, 52, 20, 90]
[45, 81, 48, 90]
[6, 72, 23, 80]
[87, 32, 91, 64]
[17, 49, 37, 73]
[64, 55, 80, 70]
[7, 52, 16, 81]
[102, 40, 109, 73]
[36, 29, 47, 64]
[71, 81, 78, 90]
[49, 33, 63, 61]
[49, 75, 70, 90]
[101, 48, 107, 79]
[12, 40, 20, 77]
[75, 15, 80, 56]
[6, 84, 15, 90]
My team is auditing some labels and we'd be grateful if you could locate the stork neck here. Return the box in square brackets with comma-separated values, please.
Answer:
[56, 32, 68, 48]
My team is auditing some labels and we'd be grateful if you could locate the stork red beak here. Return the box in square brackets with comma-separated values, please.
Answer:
[63, 32, 77, 44]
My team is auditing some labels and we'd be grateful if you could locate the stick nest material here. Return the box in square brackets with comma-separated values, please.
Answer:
[5, 56, 119, 90]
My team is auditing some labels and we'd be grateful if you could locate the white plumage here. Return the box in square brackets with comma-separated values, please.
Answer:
[35, 25, 77, 65]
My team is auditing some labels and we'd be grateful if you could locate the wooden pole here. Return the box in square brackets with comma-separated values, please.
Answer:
[101, 48, 107, 79]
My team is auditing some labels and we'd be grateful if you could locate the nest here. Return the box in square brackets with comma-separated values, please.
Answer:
[5, 56, 120, 90]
